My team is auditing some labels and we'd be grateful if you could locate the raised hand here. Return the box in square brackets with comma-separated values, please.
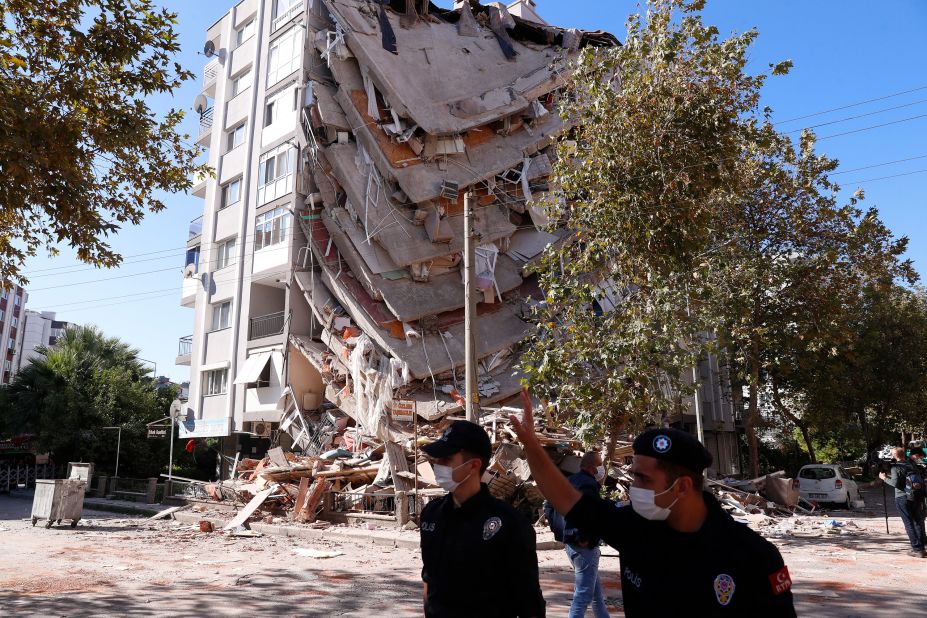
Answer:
[509, 388, 538, 446]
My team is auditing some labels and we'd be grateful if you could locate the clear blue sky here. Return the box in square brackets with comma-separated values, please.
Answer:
[20, 1, 927, 382]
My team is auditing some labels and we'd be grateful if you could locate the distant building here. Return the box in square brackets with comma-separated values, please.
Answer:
[15, 311, 72, 375]
[0, 284, 28, 384]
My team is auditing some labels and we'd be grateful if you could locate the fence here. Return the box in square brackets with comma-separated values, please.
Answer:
[248, 311, 286, 340]
[326, 489, 423, 525]
[0, 463, 67, 492]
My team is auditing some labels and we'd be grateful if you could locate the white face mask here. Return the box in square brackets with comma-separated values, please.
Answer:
[595, 465, 606, 482]
[630, 479, 680, 521]
[433, 459, 475, 492]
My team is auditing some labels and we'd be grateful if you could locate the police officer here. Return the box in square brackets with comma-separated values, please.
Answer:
[419, 420, 546, 617]
[510, 392, 796, 617]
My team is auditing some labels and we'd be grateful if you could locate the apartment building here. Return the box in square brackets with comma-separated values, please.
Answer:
[179, 0, 313, 449]
[15, 311, 72, 373]
[0, 284, 28, 384]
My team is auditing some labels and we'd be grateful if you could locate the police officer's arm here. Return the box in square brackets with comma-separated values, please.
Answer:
[510, 390, 582, 515]
[505, 517, 546, 617]
[752, 541, 797, 617]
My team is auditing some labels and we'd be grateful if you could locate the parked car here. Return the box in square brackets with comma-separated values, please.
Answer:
[793, 464, 864, 509]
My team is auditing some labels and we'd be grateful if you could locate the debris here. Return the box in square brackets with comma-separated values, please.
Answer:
[199, 521, 214, 533]
[223, 486, 276, 531]
[147, 505, 189, 521]
[292, 547, 345, 559]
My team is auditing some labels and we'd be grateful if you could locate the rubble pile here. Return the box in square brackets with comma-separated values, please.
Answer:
[278, 0, 619, 457]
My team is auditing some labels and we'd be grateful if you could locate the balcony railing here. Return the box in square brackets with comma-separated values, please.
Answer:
[188, 216, 203, 240]
[198, 107, 214, 137]
[272, 1, 302, 33]
[203, 58, 220, 86]
[178, 335, 193, 357]
[248, 311, 285, 340]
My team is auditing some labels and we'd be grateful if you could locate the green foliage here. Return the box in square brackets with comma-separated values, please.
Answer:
[0, 325, 176, 477]
[0, 0, 209, 284]
[520, 0, 914, 472]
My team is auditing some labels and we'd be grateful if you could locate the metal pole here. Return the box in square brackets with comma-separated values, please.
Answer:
[168, 416, 175, 490]
[463, 192, 481, 423]
[115, 427, 121, 479]
[692, 363, 705, 445]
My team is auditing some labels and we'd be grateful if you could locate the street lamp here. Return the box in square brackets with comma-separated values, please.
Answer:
[102, 426, 122, 478]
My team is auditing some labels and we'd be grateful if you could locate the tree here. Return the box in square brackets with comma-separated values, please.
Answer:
[1, 325, 170, 476]
[521, 0, 781, 451]
[520, 0, 913, 476]
[0, 0, 209, 284]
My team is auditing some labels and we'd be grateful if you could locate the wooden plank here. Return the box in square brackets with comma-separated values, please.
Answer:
[293, 478, 310, 516]
[297, 479, 332, 523]
[385, 441, 414, 493]
[314, 465, 381, 478]
[148, 505, 189, 521]
[223, 486, 275, 531]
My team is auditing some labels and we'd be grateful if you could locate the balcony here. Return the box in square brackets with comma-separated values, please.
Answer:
[188, 216, 203, 241]
[191, 169, 209, 199]
[271, 1, 302, 34]
[248, 311, 285, 341]
[196, 106, 214, 147]
[203, 58, 221, 98]
[176, 335, 193, 366]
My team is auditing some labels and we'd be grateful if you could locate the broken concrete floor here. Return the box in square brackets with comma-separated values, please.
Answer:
[0, 483, 925, 617]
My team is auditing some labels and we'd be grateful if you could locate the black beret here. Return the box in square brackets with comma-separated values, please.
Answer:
[633, 428, 712, 473]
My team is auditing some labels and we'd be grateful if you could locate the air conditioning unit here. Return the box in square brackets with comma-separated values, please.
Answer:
[252, 422, 272, 438]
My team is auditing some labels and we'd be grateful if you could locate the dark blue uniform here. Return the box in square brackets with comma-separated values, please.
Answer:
[420, 484, 546, 617]
[566, 491, 796, 617]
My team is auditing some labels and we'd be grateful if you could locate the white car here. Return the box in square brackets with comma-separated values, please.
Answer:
[793, 464, 864, 509]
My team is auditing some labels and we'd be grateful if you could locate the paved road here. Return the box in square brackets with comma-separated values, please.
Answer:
[1, 483, 925, 616]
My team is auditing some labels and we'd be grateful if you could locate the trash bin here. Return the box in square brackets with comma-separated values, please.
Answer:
[31, 479, 86, 529]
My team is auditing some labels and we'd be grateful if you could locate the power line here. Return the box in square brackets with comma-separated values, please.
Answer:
[784, 98, 927, 134]
[829, 154, 927, 176]
[817, 113, 927, 141]
[843, 167, 927, 185]
[776, 84, 927, 124]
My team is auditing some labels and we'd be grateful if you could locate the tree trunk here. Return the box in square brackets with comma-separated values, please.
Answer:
[604, 409, 624, 466]
[770, 378, 816, 463]
[799, 425, 816, 464]
[747, 337, 761, 478]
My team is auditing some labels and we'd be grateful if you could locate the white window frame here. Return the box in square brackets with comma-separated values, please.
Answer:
[203, 368, 228, 396]
[10, 317, 16, 328]
[254, 207, 292, 251]
[221, 178, 241, 209]
[227, 122, 246, 151]
[210, 301, 232, 331]
[236, 19, 255, 47]
[256, 143, 296, 205]
[231, 67, 252, 97]
[13, 295, 20, 306]
[3, 360, 10, 372]
[266, 27, 301, 88]
[0, 310, 5, 322]
[7, 338, 14, 350]
[216, 237, 238, 270]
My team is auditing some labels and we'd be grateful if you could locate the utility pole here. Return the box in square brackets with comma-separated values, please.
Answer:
[103, 426, 122, 478]
[463, 192, 481, 423]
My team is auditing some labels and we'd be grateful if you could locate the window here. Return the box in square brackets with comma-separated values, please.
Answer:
[231, 68, 252, 97]
[236, 19, 255, 46]
[263, 86, 298, 129]
[10, 317, 16, 328]
[0, 290, 7, 300]
[0, 310, 5, 322]
[254, 207, 292, 251]
[3, 361, 10, 372]
[799, 467, 837, 481]
[216, 237, 237, 269]
[185, 246, 200, 272]
[256, 143, 297, 204]
[210, 301, 232, 331]
[227, 123, 246, 151]
[266, 28, 301, 87]
[14, 295, 20, 306]
[7, 338, 14, 351]
[273, 0, 300, 20]
[203, 368, 228, 396]
[221, 179, 241, 209]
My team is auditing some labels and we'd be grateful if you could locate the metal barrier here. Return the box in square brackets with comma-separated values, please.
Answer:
[178, 335, 193, 356]
[248, 311, 286, 340]
[0, 464, 66, 491]
[107, 476, 160, 504]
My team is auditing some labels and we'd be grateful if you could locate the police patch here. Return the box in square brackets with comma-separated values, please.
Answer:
[482, 516, 502, 540]
[713, 573, 735, 606]
[653, 434, 672, 453]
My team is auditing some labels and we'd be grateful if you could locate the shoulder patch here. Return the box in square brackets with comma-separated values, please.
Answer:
[768, 566, 792, 596]
[482, 516, 502, 540]
[713, 574, 735, 606]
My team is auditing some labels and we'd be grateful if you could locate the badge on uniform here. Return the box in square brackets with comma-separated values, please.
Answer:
[483, 517, 502, 540]
[653, 435, 672, 453]
[713, 573, 735, 606]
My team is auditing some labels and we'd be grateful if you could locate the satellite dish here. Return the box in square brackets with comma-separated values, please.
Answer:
[169, 399, 183, 420]
[183, 263, 197, 278]
[203, 40, 216, 58]
[193, 94, 208, 115]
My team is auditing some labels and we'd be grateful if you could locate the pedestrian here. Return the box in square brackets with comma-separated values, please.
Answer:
[510, 391, 796, 617]
[563, 451, 610, 618]
[419, 419, 546, 618]
[880, 446, 926, 557]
